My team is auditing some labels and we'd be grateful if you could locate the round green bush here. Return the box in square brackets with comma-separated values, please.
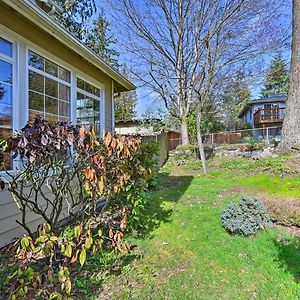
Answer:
[221, 196, 272, 235]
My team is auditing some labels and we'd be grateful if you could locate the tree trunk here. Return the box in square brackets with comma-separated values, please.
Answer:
[181, 117, 190, 145]
[196, 110, 207, 175]
[279, 0, 300, 152]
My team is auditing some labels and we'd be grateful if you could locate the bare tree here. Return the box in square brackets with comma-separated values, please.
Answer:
[109, 0, 289, 170]
[279, 0, 300, 152]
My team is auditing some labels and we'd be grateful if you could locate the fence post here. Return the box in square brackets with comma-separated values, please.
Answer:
[266, 127, 269, 146]
[211, 133, 214, 145]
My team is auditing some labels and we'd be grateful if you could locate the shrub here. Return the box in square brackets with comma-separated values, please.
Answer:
[0, 117, 157, 298]
[221, 196, 272, 235]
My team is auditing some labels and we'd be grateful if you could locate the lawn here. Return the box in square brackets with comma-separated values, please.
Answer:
[1, 155, 299, 299]
[99, 155, 300, 299]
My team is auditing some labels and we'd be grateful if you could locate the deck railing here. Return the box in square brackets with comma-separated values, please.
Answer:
[254, 107, 285, 126]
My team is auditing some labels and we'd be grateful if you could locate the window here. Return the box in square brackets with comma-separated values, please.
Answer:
[28, 50, 71, 122]
[249, 108, 252, 120]
[76, 78, 101, 134]
[0, 37, 14, 170]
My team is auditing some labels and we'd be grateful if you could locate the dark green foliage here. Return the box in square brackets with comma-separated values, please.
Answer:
[187, 113, 224, 144]
[221, 72, 251, 131]
[85, 11, 120, 68]
[221, 196, 272, 235]
[54, 0, 96, 40]
[261, 55, 289, 98]
[137, 141, 159, 187]
[115, 65, 137, 121]
[53, 1, 119, 68]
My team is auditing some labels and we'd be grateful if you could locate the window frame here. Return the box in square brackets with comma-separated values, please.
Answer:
[27, 48, 72, 122]
[0, 25, 107, 174]
[0, 32, 18, 172]
[76, 73, 105, 136]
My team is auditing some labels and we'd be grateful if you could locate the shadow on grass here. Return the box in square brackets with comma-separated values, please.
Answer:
[273, 237, 300, 283]
[136, 172, 194, 238]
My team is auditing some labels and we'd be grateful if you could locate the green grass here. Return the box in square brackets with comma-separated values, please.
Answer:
[100, 156, 300, 299]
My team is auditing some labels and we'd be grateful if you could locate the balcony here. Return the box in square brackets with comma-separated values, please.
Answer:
[253, 107, 285, 126]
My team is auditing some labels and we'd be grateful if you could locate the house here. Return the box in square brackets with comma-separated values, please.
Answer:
[115, 119, 162, 135]
[238, 93, 287, 129]
[0, 0, 135, 247]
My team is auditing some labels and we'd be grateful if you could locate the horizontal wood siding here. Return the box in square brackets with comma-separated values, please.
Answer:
[0, 188, 76, 248]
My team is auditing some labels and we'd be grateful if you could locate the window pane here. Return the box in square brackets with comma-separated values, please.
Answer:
[59, 84, 70, 101]
[59, 101, 70, 117]
[28, 51, 44, 70]
[0, 83, 12, 106]
[29, 91, 44, 111]
[0, 37, 12, 57]
[59, 67, 70, 83]
[0, 104, 12, 126]
[77, 78, 85, 90]
[0, 128, 12, 170]
[45, 114, 58, 123]
[45, 77, 58, 98]
[93, 99, 100, 112]
[45, 59, 58, 77]
[45, 97, 58, 115]
[29, 110, 43, 122]
[0, 60, 13, 84]
[29, 70, 44, 93]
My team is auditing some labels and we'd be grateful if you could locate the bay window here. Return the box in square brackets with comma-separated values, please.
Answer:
[76, 78, 101, 135]
[28, 50, 71, 122]
[0, 37, 14, 170]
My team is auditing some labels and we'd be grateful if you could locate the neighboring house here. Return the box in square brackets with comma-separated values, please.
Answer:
[0, 0, 135, 247]
[238, 94, 287, 129]
[115, 119, 161, 136]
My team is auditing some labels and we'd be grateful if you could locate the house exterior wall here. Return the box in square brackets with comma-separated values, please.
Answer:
[0, 2, 114, 132]
[0, 3, 116, 247]
[243, 102, 286, 128]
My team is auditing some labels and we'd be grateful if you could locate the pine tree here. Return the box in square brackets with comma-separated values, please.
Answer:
[222, 73, 251, 130]
[261, 55, 289, 98]
[114, 65, 137, 121]
[54, 0, 96, 40]
[86, 11, 119, 69]
[53, 1, 119, 68]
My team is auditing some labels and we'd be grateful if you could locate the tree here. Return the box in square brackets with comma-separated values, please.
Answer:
[54, 0, 96, 40]
[86, 11, 120, 68]
[279, 0, 300, 151]
[261, 55, 289, 98]
[115, 65, 137, 121]
[53, 1, 119, 68]
[222, 73, 251, 131]
[110, 0, 288, 173]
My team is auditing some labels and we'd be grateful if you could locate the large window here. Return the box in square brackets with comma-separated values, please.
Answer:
[28, 50, 71, 122]
[0, 37, 14, 170]
[76, 78, 101, 134]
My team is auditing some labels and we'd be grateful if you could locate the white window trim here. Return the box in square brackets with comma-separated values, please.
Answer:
[0, 25, 109, 174]
[76, 73, 105, 136]
[0, 32, 19, 173]
[111, 80, 115, 133]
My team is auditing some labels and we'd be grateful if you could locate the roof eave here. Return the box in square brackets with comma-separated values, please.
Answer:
[3, 0, 136, 92]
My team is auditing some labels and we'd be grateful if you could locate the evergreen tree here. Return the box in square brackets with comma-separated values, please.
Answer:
[53, 1, 119, 68]
[115, 65, 137, 121]
[261, 55, 289, 98]
[222, 73, 251, 130]
[54, 0, 96, 40]
[86, 11, 119, 68]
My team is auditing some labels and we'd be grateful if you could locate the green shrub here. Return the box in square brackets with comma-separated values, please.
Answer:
[221, 196, 272, 235]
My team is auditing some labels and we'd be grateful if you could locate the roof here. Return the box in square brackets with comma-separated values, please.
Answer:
[238, 93, 287, 118]
[2, 0, 135, 92]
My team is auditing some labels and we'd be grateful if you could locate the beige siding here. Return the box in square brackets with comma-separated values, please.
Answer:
[0, 190, 74, 248]
[0, 3, 118, 247]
